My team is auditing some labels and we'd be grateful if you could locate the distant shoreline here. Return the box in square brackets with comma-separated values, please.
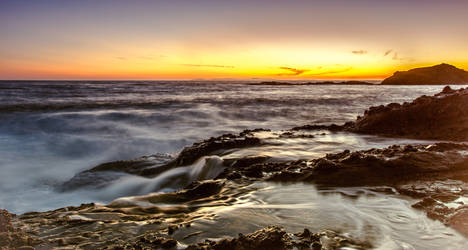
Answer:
[252, 80, 375, 86]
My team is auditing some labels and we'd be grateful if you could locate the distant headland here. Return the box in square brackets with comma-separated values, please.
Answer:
[381, 63, 468, 85]
[257, 63, 468, 86]
[251, 80, 374, 86]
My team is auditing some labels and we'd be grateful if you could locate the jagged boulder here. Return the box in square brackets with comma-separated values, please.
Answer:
[350, 86, 468, 141]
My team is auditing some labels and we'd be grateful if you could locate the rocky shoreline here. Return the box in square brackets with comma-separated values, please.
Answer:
[294, 86, 468, 141]
[1, 87, 467, 249]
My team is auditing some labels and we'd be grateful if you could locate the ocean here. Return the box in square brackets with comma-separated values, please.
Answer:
[0, 81, 459, 213]
[2, 81, 468, 248]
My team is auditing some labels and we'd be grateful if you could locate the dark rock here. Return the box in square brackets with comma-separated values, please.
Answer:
[60, 154, 174, 191]
[0, 209, 41, 249]
[292, 86, 468, 141]
[381, 63, 468, 85]
[349, 87, 468, 141]
[175, 132, 262, 167]
[292, 123, 346, 132]
[167, 226, 176, 235]
[221, 143, 468, 187]
[447, 208, 468, 236]
[109, 233, 178, 249]
[61, 130, 264, 191]
[182, 180, 225, 200]
[185, 226, 367, 250]
[231, 155, 270, 169]
[225, 172, 242, 180]
[397, 179, 468, 236]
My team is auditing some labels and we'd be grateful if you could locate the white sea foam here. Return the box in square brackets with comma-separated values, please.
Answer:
[0, 82, 466, 213]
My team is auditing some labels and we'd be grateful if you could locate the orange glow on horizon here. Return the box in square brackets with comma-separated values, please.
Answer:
[1, 39, 467, 81]
[2, 1, 468, 80]
[2, 60, 467, 81]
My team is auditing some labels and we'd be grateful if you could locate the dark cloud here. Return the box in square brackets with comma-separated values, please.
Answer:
[180, 64, 235, 68]
[277, 67, 309, 76]
[384, 49, 393, 56]
[351, 50, 367, 55]
[115, 57, 127, 60]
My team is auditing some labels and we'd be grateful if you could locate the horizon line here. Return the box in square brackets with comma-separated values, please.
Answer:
[0, 78, 385, 82]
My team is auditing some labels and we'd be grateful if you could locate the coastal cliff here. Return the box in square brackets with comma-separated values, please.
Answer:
[381, 63, 468, 85]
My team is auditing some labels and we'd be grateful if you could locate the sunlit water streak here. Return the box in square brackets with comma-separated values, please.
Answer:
[151, 182, 467, 249]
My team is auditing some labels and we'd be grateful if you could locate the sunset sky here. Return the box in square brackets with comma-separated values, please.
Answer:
[1, 0, 467, 80]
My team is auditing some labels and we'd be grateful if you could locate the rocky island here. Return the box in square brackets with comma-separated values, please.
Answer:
[381, 63, 468, 85]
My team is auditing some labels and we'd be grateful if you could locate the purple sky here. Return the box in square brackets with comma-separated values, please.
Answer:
[1, 0, 467, 79]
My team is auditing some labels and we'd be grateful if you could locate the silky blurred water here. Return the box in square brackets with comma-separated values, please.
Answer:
[180, 182, 467, 249]
[0, 81, 465, 213]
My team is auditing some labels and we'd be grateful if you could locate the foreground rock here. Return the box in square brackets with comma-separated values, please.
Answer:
[397, 180, 468, 236]
[217, 142, 468, 235]
[0, 209, 41, 249]
[10, 180, 370, 249]
[294, 86, 468, 141]
[350, 86, 468, 141]
[381, 63, 468, 85]
[61, 129, 266, 191]
[219, 143, 468, 186]
[8, 142, 468, 248]
[12, 181, 249, 249]
[173, 129, 266, 167]
[110, 226, 368, 250]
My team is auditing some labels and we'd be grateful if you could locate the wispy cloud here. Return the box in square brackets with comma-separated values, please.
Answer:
[306, 67, 353, 76]
[139, 55, 167, 60]
[352, 50, 367, 55]
[139, 56, 155, 60]
[180, 64, 235, 68]
[383, 49, 393, 57]
[277, 67, 309, 76]
[116, 55, 166, 61]
[392, 52, 402, 60]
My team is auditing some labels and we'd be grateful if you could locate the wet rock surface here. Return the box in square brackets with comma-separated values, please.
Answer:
[219, 143, 468, 186]
[291, 124, 347, 132]
[6, 142, 468, 248]
[350, 86, 468, 141]
[215, 142, 468, 236]
[60, 130, 265, 191]
[104, 226, 368, 250]
[184, 226, 368, 250]
[0, 209, 41, 249]
[397, 180, 468, 236]
[9, 181, 255, 249]
[60, 154, 174, 191]
[173, 129, 266, 167]
[5, 87, 468, 248]
[294, 87, 468, 141]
